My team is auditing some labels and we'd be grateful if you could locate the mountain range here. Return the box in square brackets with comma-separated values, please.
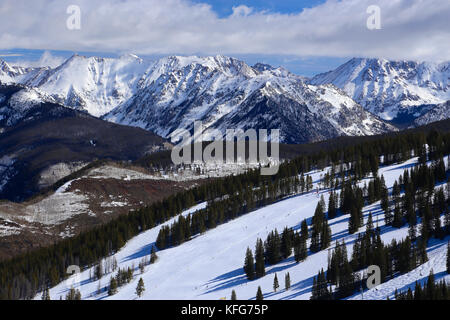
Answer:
[1, 54, 449, 144]
[311, 58, 450, 126]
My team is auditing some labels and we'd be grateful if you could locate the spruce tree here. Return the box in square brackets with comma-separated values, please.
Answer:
[285, 272, 291, 291]
[254, 239, 265, 278]
[273, 273, 279, 292]
[244, 247, 256, 280]
[328, 192, 337, 219]
[256, 286, 264, 300]
[108, 277, 118, 296]
[136, 277, 145, 298]
[150, 245, 158, 264]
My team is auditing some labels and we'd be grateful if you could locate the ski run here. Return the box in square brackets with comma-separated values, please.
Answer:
[38, 156, 450, 300]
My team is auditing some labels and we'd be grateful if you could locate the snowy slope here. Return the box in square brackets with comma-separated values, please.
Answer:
[22, 54, 150, 117]
[40, 156, 447, 300]
[348, 236, 450, 300]
[311, 58, 450, 123]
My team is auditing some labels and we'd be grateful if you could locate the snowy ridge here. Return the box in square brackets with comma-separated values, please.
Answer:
[413, 101, 450, 127]
[104, 55, 393, 143]
[311, 58, 450, 122]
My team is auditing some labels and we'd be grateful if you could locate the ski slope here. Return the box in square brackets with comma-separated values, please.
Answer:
[39, 156, 449, 300]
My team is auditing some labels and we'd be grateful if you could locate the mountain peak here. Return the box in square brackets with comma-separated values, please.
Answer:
[252, 63, 275, 72]
[311, 57, 450, 122]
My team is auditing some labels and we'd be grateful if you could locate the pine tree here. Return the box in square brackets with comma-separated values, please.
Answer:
[244, 247, 256, 280]
[136, 277, 145, 298]
[254, 239, 265, 278]
[281, 227, 293, 259]
[108, 277, 118, 296]
[328, 192, 337, 219]
[256, 286, 264, 300]
[231, 290, 237, 300]
[285, 272, 291, 291]
[311, 201, 325, 252]
[273, 273, 279, 292]
[150, 245, 158, 264]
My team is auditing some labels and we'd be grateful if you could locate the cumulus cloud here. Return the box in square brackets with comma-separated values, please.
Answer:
[0, 0, 448, 62]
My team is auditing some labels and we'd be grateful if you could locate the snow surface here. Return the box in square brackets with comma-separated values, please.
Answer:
[39, 156, 449, 300]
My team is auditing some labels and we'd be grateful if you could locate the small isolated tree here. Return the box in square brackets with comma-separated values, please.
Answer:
[285, 272, 291, 291]
[256, 286, 264, 300]
[108, 277, 118, 296]
[273, 273, 279, 292]
[136, 278, 145, 298]
[139, 259, 145, 274]
[231, 290, 237, 300]
[150, 246, 158, 264]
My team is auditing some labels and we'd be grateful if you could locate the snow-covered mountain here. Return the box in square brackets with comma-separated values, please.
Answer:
[1, 55, 394, 144]
[414, 100, 450, 127]
[310, 58, 450, 124]
[104, 55, 394, 143]
[0, 55, 150, 117]
[0, 84, 57, 130]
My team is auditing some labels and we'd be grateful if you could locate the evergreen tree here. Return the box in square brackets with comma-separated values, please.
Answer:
[108, 277, 118, 296]
[244, 247, 256, 280]
[231, 290, 237, 300]
[136, 277, 145, 298]
[65, 287, 81, 300]
[256, 286, 264, 300]
[294, 220, 308, 263]
[41, 287, 50, 300]
[273, 273, 279, 292]
[254, 239, 265, 278]
[285, 272, 291, 291]
[150, 245, 158, 264]
[328, 192, 337, 219]
[280, 227, 293, 259]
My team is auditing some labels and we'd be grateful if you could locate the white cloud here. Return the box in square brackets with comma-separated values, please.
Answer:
[231, 5, 253, 18]
[0, 0, 448, 62]
[11, 51, 66, 68]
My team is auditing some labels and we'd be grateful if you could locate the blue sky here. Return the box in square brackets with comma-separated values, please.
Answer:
[191, 0, 326, 17]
